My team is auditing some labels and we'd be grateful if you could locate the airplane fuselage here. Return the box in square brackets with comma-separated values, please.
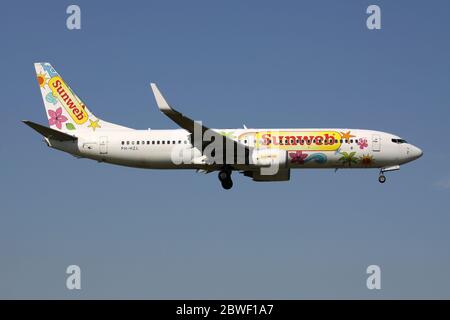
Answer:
[48, 128, 423, 171]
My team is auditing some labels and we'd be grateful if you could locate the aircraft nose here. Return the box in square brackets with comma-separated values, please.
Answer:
[411, 145, 423, 159]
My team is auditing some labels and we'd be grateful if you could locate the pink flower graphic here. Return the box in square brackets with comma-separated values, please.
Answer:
[48, 107, 68, 130]
[289, 151, 308, 164]
[357, 138, 368, 150]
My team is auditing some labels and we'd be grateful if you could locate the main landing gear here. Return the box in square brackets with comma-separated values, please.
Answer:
[218, 168, 233, 190]
[378, 174, 386, 184]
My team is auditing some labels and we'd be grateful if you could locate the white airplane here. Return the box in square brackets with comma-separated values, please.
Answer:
[24, 63, 423, 189]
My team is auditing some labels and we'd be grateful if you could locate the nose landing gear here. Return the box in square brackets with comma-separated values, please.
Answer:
[218, 168, 233, 190]
[378, 165, 400, 184]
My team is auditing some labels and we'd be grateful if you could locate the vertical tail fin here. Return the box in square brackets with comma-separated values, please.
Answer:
[34, 63, 129, 132]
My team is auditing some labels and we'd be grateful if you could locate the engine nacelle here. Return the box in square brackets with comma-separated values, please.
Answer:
[244, 169, 290, 181]
[251, 148, 288, 168]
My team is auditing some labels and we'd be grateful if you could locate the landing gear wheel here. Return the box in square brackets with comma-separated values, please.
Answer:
[218, 171, 229, 182]
[378, 175, 386, 183]
[221, 178, 233, 190]
[218, 168, 233, 189]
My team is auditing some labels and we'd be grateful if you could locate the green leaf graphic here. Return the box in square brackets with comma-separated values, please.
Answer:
[66, 123, 76, 130]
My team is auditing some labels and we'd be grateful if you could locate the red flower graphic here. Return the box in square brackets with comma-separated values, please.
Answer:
[289, 151, 308, 164]
[357, 138, 368, 150]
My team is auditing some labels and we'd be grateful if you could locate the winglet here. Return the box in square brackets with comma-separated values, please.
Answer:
[150, 83, 171, 112]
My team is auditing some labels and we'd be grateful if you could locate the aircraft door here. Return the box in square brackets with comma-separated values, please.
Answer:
[99, 136, 108, 154]
[372, 134, 381, 152]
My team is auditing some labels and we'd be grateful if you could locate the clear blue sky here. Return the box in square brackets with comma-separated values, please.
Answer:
[1, 0, 450, 298]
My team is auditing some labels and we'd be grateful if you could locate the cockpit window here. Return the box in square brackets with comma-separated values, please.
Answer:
[391, 138, 407, 144]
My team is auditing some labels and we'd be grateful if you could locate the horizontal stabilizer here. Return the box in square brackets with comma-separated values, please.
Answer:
[22, 120, 77, 141]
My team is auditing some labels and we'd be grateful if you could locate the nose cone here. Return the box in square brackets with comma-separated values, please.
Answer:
[410, 145, 423, 160]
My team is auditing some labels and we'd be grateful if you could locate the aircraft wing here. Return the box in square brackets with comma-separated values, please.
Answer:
[150, 83, 251, 165]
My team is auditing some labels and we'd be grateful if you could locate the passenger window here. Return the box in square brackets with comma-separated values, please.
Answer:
[126, 141, 129, 145]
[157, 141, 160, 144]
[162, 141, 165, 144]
[137, 141, 140, 145]
[178, 140, 181, 144]
[132, 141, 135, 145]
[152, 141, 155, 145]
[184, 141, 187, 144]
[121, 141, 124, 145]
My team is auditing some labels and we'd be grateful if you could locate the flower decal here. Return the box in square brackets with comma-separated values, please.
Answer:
[357, 138, 368, 150]
[289, 151, 308, 164]
[48, 107, 68, 130]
